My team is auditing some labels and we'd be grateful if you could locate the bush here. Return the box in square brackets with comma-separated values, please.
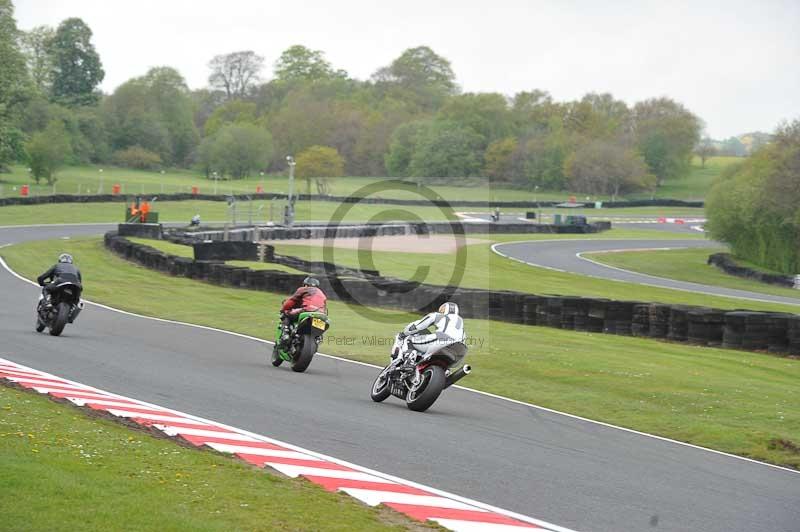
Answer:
[112, 146, 163, 170]
[706, 119, 800, 274]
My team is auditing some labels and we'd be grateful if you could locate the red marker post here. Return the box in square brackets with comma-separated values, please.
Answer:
[20, 185, 29, 197]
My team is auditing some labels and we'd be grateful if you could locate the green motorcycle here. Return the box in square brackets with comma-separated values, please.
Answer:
[271, 311, 330, 372]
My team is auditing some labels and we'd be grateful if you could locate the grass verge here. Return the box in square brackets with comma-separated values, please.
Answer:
[265, 235, 796, 314]
[132, 229, 795, 313]
[2, 238, 799, 468]
[0, 384, 427, 531]
[585, 248, 800, 301]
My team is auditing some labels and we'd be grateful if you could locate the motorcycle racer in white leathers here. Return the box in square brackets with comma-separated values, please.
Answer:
[394, 302, 465, 363]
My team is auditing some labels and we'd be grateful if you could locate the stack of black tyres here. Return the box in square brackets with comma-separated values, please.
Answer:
[571, 298, 592, 332]
[787, 316, 800, 355]
[545, 298, 563, 328]
[631, 304, 651, 337]
[722, 311, 748, 349]
[741, 312, 770, 351]
[667, 306, 691, 342]
[586, 299, 608, 333]
[604, 301, 634, 335]
[687, 308, 725, 346]
[648, 304, 671, 338]
[766, 313, 792, 355]
[521, 295, 540, 326]
[560, 297, 582, 330]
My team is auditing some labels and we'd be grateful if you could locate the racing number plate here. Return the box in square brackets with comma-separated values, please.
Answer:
[312, 317, 325, 329]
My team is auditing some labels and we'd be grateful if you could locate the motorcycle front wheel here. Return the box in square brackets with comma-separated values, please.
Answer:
[406, 365, 446, 412]
[370, 368, 392, 402]
[270, 344, 283, 367]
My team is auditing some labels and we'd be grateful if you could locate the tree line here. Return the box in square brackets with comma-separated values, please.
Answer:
[1, 1, 704, 198]
[706, 120, 800, 274]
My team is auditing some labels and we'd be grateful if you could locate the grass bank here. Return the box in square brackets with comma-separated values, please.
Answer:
[0, 384, 425, 531]
[0, 156, 735, 202]
[585, 248, 800, 301]
[2, 238, 799, 468]
[0, 200, 457, 226]
[264, 235, 797, 314]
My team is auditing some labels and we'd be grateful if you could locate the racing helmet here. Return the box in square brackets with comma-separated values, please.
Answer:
[303, 276, 320, 287]
[58, 253, 73, 264]
[438, 302, 459, 315]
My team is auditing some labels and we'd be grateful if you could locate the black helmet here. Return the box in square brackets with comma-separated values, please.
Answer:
[58, 253, 73, 264]
[438, 302, 459, 315]
[303, 276, 320, 287]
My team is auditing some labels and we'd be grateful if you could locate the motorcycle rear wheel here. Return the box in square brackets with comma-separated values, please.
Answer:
[290, 334, 316, 373]
[49, 302, 70, 336]
[370, 368, 392, 402]
[406, 365, 446, 412]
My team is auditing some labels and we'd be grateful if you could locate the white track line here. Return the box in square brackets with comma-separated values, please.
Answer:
[0, 357, 570, 532]
[576, 251, 800, 307]
[490, 241, 800, 308]
[2, 246, 799, 477]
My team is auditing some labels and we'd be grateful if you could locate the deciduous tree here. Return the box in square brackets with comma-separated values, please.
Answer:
[0, 0, 30, 169]
[274, 45, 346, 83]
[695, 137, 717, 168]
[208, 51, 264, 100]
[26, 119, 72, 184]
[372, 46, 458, 111]
[20, 25, 54, 95]
[632, 97, 701, 185]
[295, 145, 344, 194]
[49, 18, 104, 106]
[408, 121, 482, 179]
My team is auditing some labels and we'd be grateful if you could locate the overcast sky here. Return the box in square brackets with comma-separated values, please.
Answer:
[15, 0, 800, 138]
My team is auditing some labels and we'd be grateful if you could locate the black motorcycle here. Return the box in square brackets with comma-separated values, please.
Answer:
[370, 333, 471, 412]
[36, 282, 84, 336]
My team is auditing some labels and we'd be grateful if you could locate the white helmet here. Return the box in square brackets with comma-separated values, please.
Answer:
[439, 302, 459, 315]
[58, 253, 73, 264]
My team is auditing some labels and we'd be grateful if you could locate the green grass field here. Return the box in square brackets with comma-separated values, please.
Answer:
[0, 385, 424, 531]
[0, 200, 707, 228]
[0, 200, 459, 226]
[641, 157, 741, 201]
[262, 235, 798, 314]
[3, 237, 799, 468]
[129, 228, 798, 313]
[585, 248, 800, 300]
[0, 156, 737, 202]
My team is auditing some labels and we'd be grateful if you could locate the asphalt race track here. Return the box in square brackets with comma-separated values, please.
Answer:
[1, 224, 799, 532]
[494, 238, 800, 307]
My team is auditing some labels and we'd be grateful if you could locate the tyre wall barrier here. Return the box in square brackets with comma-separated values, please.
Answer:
[708, 253, 797, 289]
[174, 221, 611, 243]
[192, 241, 260, 261]
[0, 192, 704, 209]
[117, 223, 163, 239]
[103, 231, 799, 357]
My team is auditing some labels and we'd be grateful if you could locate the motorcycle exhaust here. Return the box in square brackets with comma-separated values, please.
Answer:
[68, 300, 85, 324]
[444, 364, 471, 389]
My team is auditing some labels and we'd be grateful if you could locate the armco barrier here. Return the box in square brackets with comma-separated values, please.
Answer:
[708, 253, 797, 289]
[103, 231, 799, 357]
